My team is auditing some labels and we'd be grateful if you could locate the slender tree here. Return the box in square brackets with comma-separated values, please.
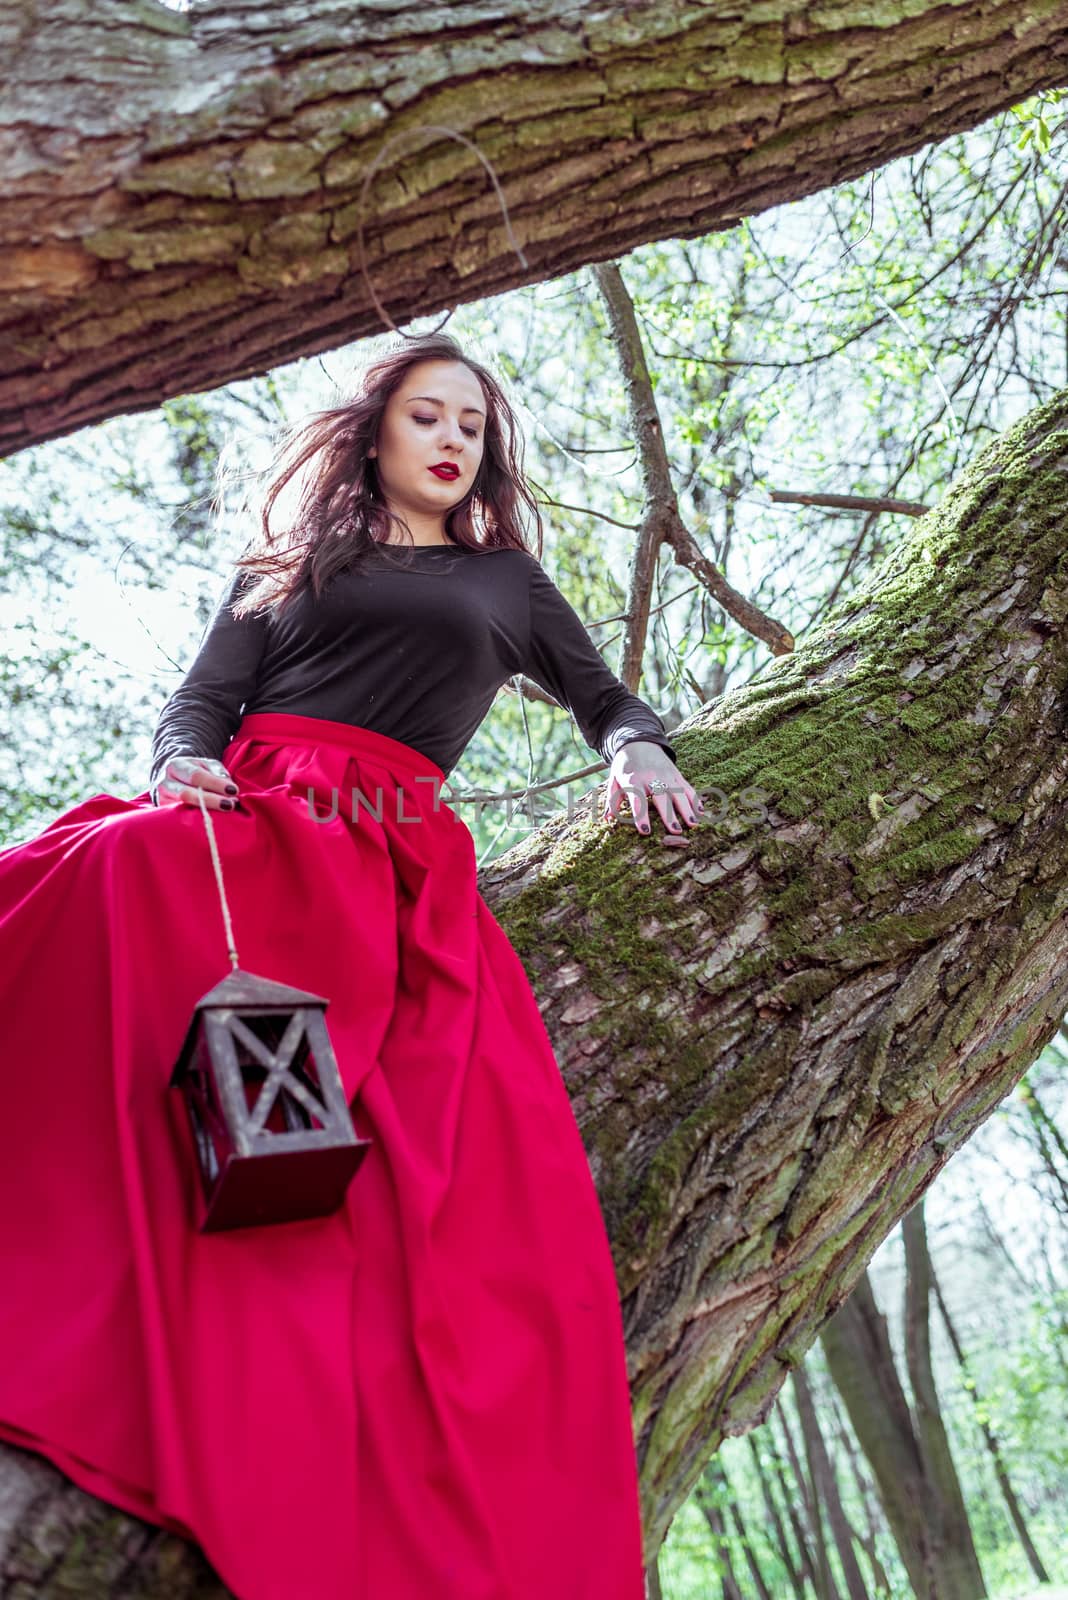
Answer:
[902, 1198, 988, 1597]
[777, 1398, 841, 1600]
[821, 1254, 984, 1600]
[746, 1433, 807, 1599]
[1017, 1078, 1068, 1216]
[708, 1457, 775, 1600]
[694, 1473, 747, 1600]
[929, 1255, 1052, 1584]
[824, 1386, 895, 1598]
[764, 1421, 823, 1599]
[793, 1365, 871, 1600]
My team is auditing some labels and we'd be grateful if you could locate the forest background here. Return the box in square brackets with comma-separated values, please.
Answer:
[1, 81, 1067, 1599]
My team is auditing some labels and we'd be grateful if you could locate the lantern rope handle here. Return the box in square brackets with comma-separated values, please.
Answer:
[194, 786, 240, 972]
[354, 122, 530, 338]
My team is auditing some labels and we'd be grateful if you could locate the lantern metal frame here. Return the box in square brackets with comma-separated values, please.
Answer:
[169, 967, 370, 1232]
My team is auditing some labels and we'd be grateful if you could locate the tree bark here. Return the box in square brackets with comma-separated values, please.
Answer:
[4, 0, 1068, 455]
[793, 1365, 871, 1600]
[902, 1198, 988, 1598]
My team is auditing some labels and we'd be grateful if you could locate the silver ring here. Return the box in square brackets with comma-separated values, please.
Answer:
[646, 779, 669, 795]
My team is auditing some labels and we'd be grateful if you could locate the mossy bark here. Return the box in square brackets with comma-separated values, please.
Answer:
[0, 1469, 228, 1598]
[4, 0, 1068, 454]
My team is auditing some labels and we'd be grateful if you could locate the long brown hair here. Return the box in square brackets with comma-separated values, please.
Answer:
[228, 332, 543, 620]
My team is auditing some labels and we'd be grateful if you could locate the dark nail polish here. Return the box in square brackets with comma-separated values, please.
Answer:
[226, 783, 238, 795]
[221, 799, 235, 810]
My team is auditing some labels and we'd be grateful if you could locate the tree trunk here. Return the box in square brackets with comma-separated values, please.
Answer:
[765, 1418, 823, 1599]
[824, 1390, 895, 1599]
[820, 1264, 980, 1599]
[708, 1457, 775, 1600]
[694, 1477, 746, 1600]
[929, 1243, 1052, 1584]
[777, 1398, 841, 1600]
[4, 0, 1068, 454]
[746, 1433, 807, 1600]
[793, 1366, 870, 1600]
[902, 1197, 988, 1598]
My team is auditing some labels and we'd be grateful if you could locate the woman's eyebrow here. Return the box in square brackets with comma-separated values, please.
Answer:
[405, 394, 485, 418]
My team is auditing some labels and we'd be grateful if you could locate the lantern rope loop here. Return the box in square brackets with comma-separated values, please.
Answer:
[195, 787, 240, 971]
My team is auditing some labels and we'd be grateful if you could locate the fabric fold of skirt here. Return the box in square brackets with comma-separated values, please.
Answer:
[0, 712, 646, 1599]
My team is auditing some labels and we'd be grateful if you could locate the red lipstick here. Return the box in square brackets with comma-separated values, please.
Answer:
[429, 463, 460, 479]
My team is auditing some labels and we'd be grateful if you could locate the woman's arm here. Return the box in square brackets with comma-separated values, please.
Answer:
[520, 557, 676, 764]
[149, 570, 270, 805]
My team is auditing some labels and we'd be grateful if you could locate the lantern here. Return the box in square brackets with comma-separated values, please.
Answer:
[169, 967, 371, 1232]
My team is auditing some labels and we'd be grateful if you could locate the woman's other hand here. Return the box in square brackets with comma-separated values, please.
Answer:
[157, 756, 240, 811]
[603, 741, 703, 844]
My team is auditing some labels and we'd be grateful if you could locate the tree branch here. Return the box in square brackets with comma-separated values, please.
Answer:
[5, 0, 1068, 454]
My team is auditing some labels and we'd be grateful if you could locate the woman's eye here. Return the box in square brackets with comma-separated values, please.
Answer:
[413, 416, 479, 439]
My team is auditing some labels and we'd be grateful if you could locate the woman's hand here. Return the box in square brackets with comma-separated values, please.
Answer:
[603, 741, 703, 843]
[157, 756, 240, 811]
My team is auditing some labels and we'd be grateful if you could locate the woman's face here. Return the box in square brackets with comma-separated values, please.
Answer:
[369, 359, 487, 525]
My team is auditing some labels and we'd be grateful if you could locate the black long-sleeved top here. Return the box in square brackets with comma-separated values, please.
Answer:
[149, 543, 676, 800]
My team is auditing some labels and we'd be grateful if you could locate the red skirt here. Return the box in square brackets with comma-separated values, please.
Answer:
[0, 713, 645, 1599]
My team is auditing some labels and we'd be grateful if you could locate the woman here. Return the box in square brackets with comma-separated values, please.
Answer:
[0, 333, 702, 1599]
